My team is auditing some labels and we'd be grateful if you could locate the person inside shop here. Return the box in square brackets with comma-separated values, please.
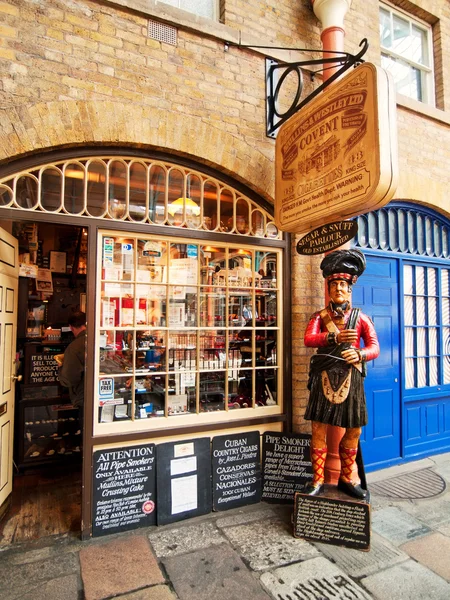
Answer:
[57, 311, 87, 427]
[303, 249, 379, 500]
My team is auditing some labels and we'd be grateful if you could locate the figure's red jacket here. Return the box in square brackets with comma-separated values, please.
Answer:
[304, 307, 380, 362]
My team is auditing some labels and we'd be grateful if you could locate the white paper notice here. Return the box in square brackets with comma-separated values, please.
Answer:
[170, 456, 197, 476]
[171, 475, 198, 514]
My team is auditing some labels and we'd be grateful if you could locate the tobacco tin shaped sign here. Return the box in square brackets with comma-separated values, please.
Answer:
[275, 63, 398, 233]
[296, 220, 358, 255]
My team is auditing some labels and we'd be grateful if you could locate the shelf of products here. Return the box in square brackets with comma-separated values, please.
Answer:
[96, 233, 281, 427]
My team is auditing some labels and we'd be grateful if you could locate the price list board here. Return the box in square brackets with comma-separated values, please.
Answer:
[261, 432, 313, 503]
[92, 443, 156, 537]
[212, 431, 261, 511]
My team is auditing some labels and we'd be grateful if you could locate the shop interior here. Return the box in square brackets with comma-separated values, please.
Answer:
[0, 219, 87, 545]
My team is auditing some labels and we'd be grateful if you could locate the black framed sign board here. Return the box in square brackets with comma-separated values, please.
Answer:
[156, 437, 212, 525]
[293, 493, 370, 550]
[261, 432, 313, 503]
[92, 443, 156, 537]
[212, 431, 261, 511]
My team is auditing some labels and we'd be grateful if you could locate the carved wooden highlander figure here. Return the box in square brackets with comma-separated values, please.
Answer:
[303, 249, 380, 500]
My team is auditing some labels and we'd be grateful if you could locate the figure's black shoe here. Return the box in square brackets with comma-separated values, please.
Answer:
[337, 478, 368, 500]
[303, 482, 325, 496]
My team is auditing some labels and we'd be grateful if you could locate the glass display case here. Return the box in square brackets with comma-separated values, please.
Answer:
[95, 232, 282, 430]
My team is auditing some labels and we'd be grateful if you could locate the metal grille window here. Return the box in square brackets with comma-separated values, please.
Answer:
[0, 157, 280, 240]
[379, 3, 433, 104]
[404, 264, 450, 389]
[354, 205, 450, 258]
[156, 0, 218, 20]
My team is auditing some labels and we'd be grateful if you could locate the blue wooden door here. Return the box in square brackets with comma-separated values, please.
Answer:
[351, 254, 401, 470]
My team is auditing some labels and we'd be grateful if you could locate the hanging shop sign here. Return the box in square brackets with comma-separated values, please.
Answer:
[296, 220, 358, 255]
[275, 63, 398, 234]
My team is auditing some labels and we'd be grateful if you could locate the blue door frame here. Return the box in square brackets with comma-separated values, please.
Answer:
[356, 250, 450, 471]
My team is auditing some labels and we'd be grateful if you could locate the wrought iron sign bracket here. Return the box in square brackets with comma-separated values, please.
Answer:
[263, 38, 369, 138]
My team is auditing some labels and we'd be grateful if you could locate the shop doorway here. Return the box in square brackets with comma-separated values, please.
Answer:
[0, 220, 87, 545]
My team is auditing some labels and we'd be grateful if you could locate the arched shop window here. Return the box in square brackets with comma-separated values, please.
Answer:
[0, 156, 280, 240]
[353, 203, 450, 391]
[0, 155, 284, 434]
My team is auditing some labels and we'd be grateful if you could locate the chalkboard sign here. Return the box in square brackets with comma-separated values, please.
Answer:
[212, 431, 261, 511]
[29, 353, 60, 384]
[261, 432, 313, 503]
[92, 443, 156, 537]
[293, 493, 370, 550]
[156, 437, 212, 525]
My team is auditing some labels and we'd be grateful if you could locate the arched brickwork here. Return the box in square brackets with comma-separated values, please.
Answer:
[0, 100, 275, 204]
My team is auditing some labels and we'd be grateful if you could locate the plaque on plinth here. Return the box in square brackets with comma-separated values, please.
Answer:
[293, 486, 370, 551]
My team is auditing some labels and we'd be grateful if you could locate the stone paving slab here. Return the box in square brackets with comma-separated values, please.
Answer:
[221, 516, 319, 571]
[371, 506, 431, 545]
[433, 462, 450, 483]
[0, 550, 79, 592]
[1, 574, 80, 600]
[361, 559, 450, 600]
[401, 494, 450, 529]
[400, 532, 450, 581]
[260, 556, 372, 600]
[148, 521, 226, 558]
[119, 585, 179, 599]
[80, 535, 165, 600]
[163, 543, 271, 600]
[215, 505, 279, 528]
[315, 532, 408, 578]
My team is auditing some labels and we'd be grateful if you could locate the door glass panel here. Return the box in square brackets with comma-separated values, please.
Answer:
[416, 328, 426, 355]
[417, 357, 427, 387]
[404, 265, 413, 294]
[416, 296, 425, 325]
[405, 357, 415, 388]
[427, 268, 437, 295]
[429, 357, 438, 387]
[428, 297, 437, 325]
[405, 327, 414, 357]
